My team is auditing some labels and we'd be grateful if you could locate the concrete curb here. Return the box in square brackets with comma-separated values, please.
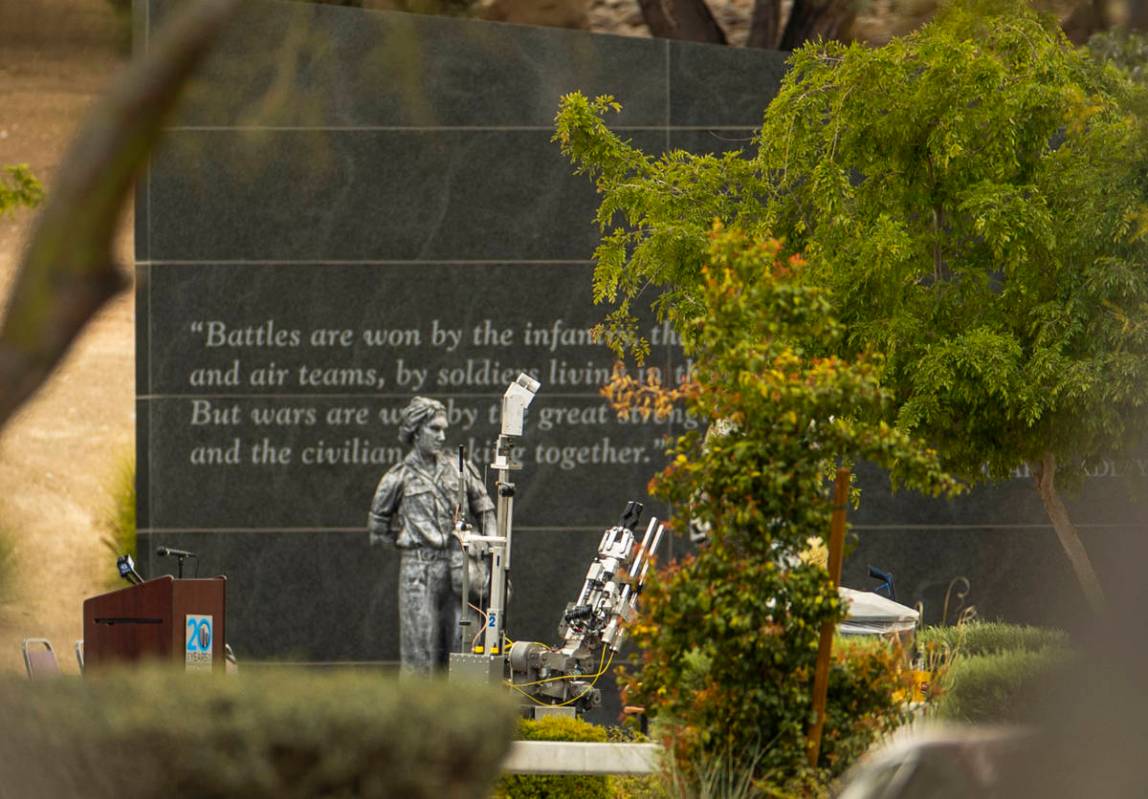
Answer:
[502, 741, 662, 775]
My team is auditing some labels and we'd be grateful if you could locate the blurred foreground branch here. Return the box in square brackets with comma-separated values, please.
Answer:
[0, 0, 241, 432]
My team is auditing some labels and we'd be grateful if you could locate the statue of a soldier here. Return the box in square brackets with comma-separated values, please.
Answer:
[368, 397, 496, 674]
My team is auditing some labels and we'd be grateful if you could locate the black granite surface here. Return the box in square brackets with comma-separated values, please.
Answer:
[161, 0, 668, 129]
[141, 262, 672, 394]
[138, 525, 643, 662]
[668, 39, 788, 127]
[147, 129, 672, 262]
[136, 0, 1135, 675]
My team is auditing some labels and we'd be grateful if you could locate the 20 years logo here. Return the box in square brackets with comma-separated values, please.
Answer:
[185, 615, 214, 670]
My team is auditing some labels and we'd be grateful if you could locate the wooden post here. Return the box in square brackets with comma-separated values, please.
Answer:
[806, 467, 851, 769]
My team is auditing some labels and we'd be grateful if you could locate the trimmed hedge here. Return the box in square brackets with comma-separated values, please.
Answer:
[0, 668, 516, 798]
[935, 647, 1072, 723]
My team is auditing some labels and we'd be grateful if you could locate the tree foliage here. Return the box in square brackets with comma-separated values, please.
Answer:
[555, 0, 1148, 612]
[1089, 28, 1148, 83]
[619, 227, 956, 793]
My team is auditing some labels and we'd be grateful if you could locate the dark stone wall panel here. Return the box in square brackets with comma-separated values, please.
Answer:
[142, 530, 398, 661]
[138, 0, 1141, 662]
[163, 0, 668, 129]
[142, 395, 672, 531]
[134, 176, 149, 263]
[135, 262, 150, 395]
[148, 129, 664, 262]
[136, 398, 152, 532]
[668, 40, 787, 127]
[138, 526, 644, 664]
[851, 461, 1148, 529]
[144, 262, 673, 395]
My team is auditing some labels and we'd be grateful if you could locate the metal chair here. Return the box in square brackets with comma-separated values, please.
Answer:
[74, 640, 84, 673]
[20, 639, 60, 679]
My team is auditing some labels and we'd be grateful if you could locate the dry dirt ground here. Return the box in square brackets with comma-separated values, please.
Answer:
[0, 0, 133, 674]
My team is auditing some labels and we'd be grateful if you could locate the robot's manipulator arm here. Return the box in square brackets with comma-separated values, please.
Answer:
[507, 502, 664, 714]
[560, 502, 665, 657]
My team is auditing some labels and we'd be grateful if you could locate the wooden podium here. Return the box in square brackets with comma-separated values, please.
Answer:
[82, 576, 226, 673]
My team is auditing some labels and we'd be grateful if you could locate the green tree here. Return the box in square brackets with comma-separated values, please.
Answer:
[618, 226, 955, 793]
[555, 0, 1148, 614]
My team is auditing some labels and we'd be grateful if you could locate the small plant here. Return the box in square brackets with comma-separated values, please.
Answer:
[99, 454, 136, 588]
[0, 165, 42, 218]
[657, 741, 764, 799]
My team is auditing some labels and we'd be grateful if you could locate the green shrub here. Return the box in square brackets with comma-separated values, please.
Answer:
[496, 715, 610, 799]
[820, 639, 914, 774]
[917, 622, 1069, 658]
[99, 455, 136, 589]
[609, 228, 954, 796]
[0, 669, 516, 798]
[935, 648, 1071, 724]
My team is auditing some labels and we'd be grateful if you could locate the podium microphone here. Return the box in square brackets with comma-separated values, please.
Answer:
[156, 546, 199, 578]
[116, 554, 144, 586]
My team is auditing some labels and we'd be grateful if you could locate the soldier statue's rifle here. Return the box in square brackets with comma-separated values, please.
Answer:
[453, 445, 473, 640]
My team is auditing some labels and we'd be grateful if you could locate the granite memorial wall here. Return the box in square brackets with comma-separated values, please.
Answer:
[136, 0, 1144, 681]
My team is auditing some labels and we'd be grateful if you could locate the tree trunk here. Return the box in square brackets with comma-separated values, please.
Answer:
[1032, 452, 1107, 616]
[747, 0, 781, 49]
[637, 0, 727, 43]
[1130, 0, 1148, 31]
[779, 0, 855, 50]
